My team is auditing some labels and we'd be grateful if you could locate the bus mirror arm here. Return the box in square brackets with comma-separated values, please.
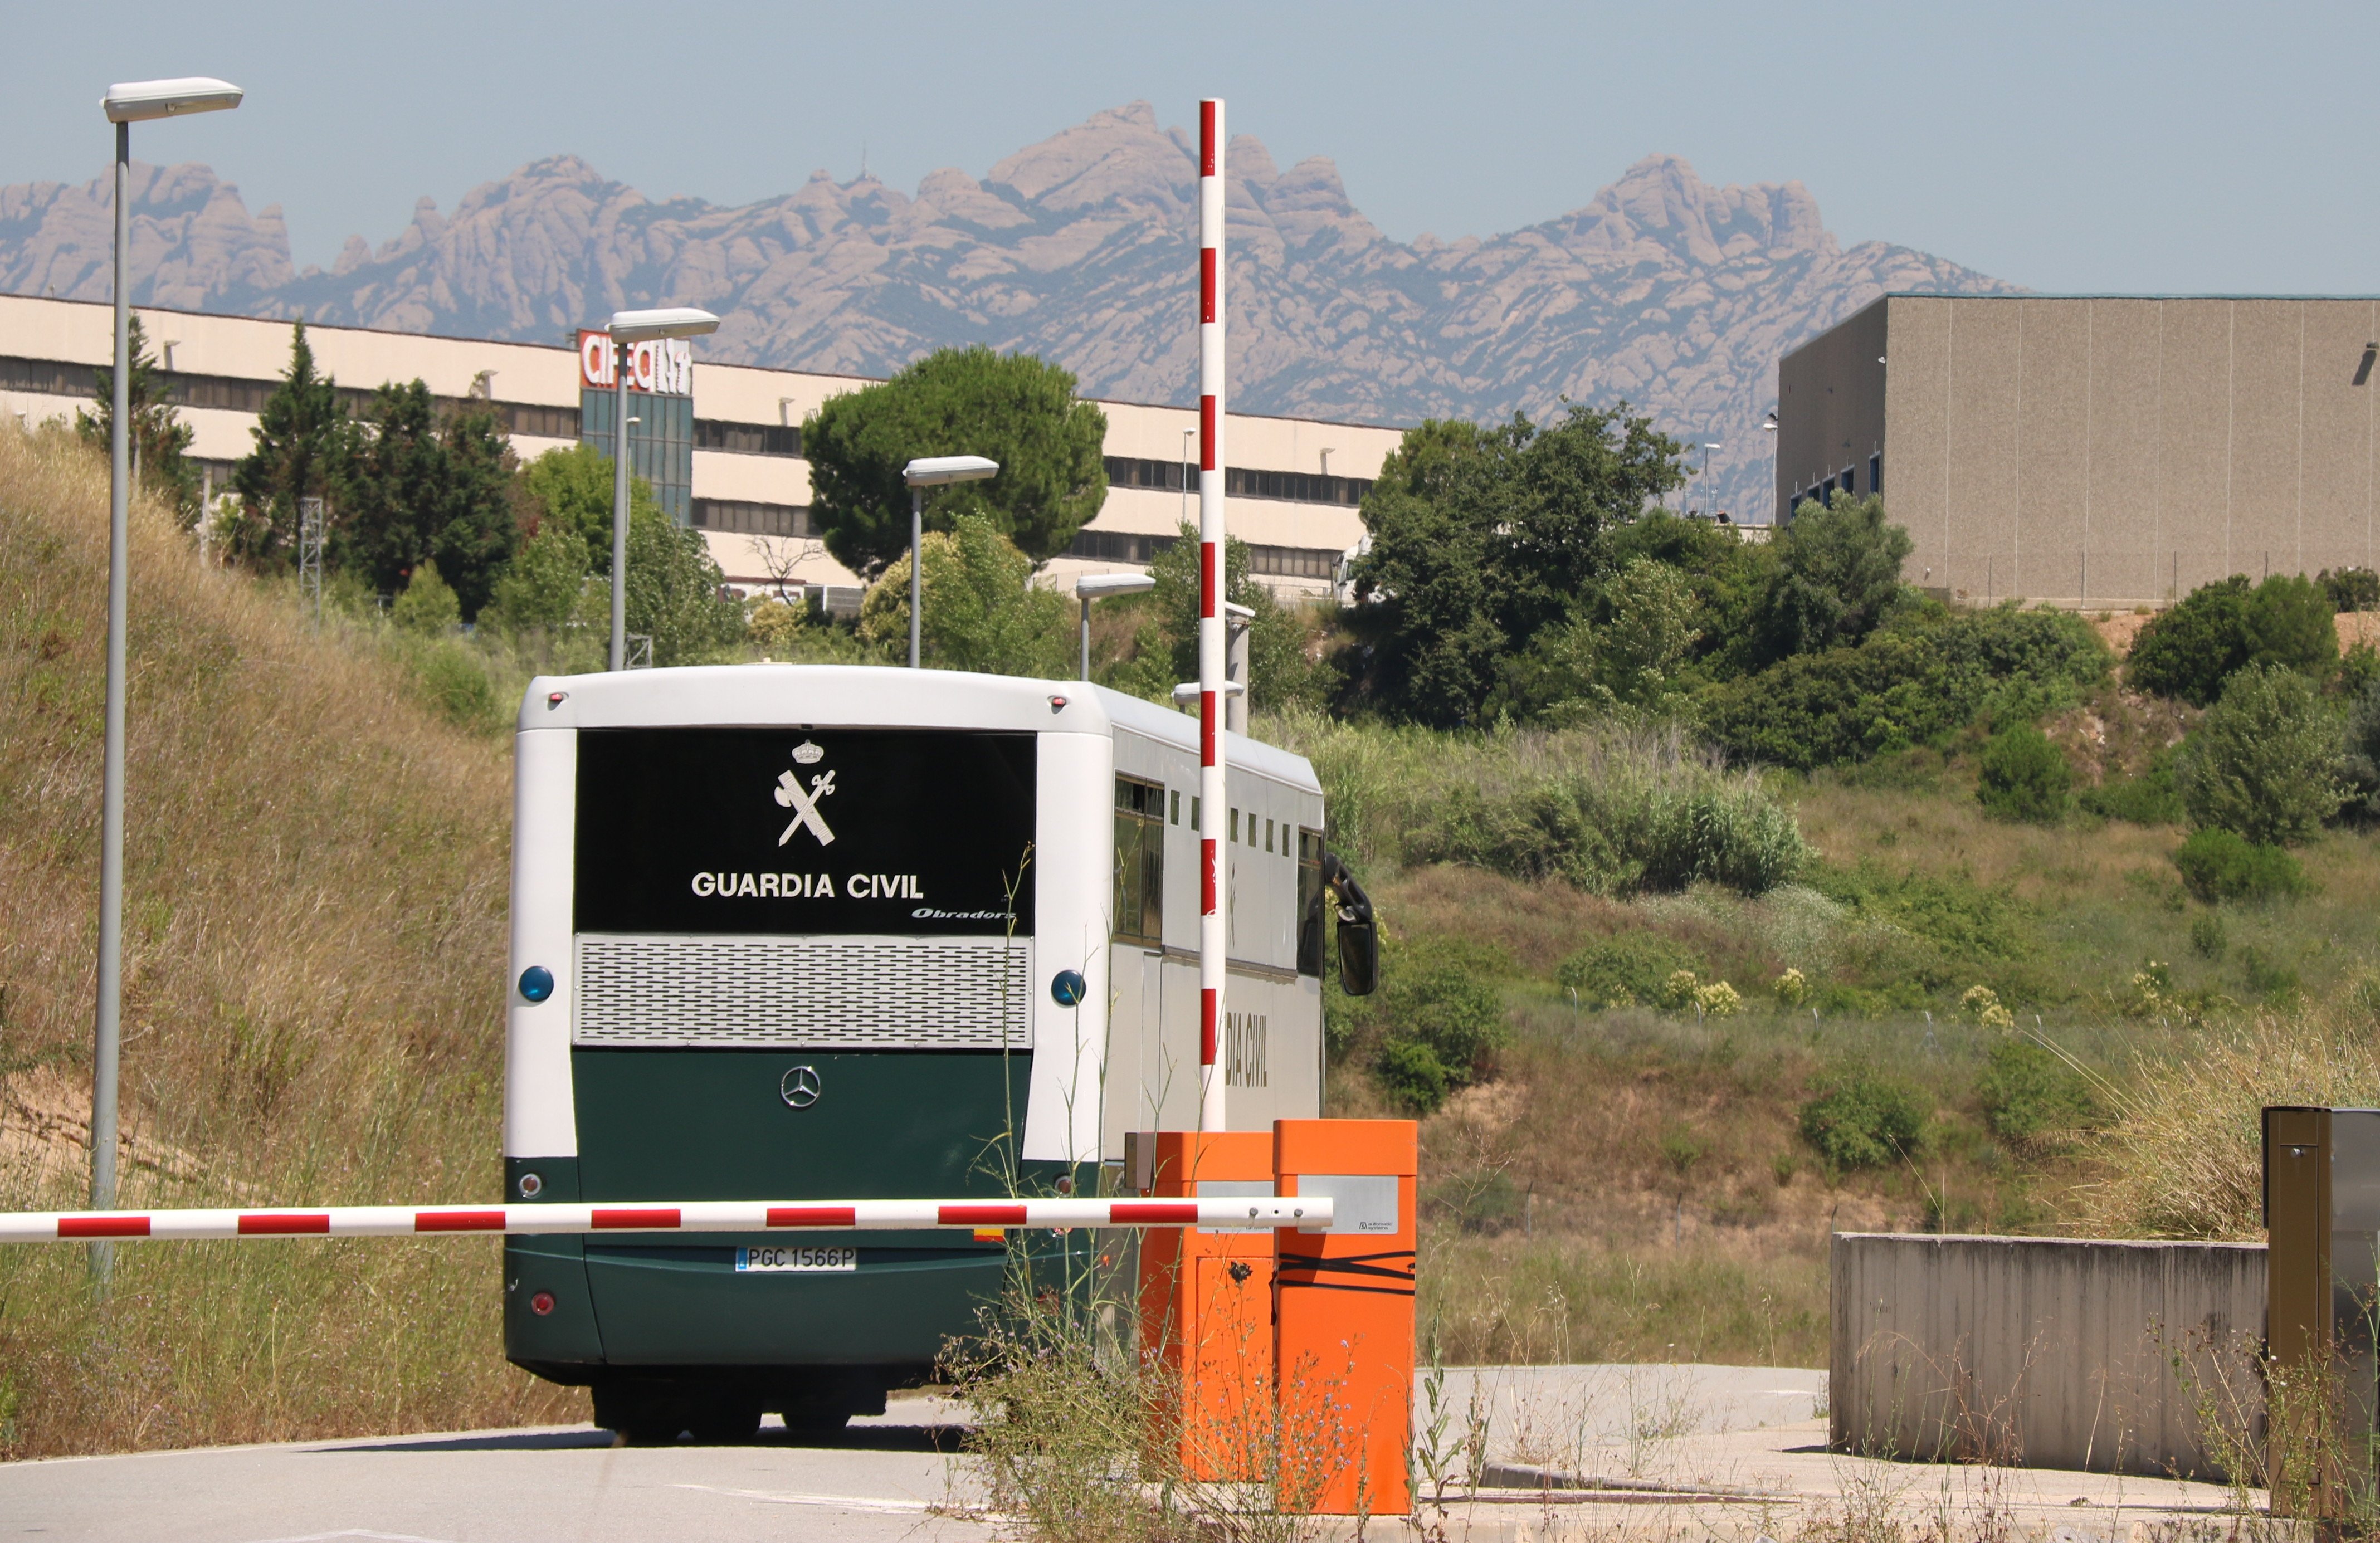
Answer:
[1319, 849, 1379, 997]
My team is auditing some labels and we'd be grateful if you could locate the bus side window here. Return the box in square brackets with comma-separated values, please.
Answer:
[1114, 777, 1164, 945]
[1296, 828, 1325, 976]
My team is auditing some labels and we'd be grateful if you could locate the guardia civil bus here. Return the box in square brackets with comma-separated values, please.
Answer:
[500, 663, 1376, 1441]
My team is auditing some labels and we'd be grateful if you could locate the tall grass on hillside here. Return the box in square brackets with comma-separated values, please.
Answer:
[2079, 1004, 2380, 1240]
[1263, 709, 1808, 896]
[0, 425, 575, 1454]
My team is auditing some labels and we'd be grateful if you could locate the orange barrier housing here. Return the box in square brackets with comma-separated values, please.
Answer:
[1133, 1130, 1277, 1480]
[1273, 1118, 1417, 1517]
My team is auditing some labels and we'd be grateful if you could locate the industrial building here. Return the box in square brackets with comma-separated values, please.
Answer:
[0, 294, 1407, 602]
[1776, 294, 2380, 607]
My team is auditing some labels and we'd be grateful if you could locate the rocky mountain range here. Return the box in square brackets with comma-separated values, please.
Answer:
[0, 101, 2019, 516]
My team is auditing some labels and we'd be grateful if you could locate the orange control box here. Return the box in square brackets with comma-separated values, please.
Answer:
[1272, 1118, 1417, 1517]
[1133, 1130, 1277, 1481]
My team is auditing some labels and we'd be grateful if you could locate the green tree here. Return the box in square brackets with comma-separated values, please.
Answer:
[226, 322, 344, 564]
[514, 442, 645, 568]
[2242, 573, 2337, 677]
[1759, 492, 1913, 660]
[613, 504, 747, 666]
[803, 346, 1108, 574]
[389, 560, 461, 635]
[482, 522, 592, 634]
[1346, 406, 1686, 725]
[856, 515, 1071, 677]
[76, 315, 199, 526]
[2128, 574, 2335, 706]
[2173, 662, 2346, 846]
[331, 382, 520, 618]
[1603, 510, 1781, 682]
[1111, 523, 1320, 711]
[1975, 721, 2072, 824]
[1532, 555, 1704, 716]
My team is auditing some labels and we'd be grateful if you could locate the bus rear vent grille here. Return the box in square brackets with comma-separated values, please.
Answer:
[572, 935, 1034, 1050]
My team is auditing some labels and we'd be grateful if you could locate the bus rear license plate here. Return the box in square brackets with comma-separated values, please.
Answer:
[735, 1246, 857, 1273]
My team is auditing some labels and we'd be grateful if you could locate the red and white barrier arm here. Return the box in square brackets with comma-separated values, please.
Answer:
[0, 1195, 1332, 1244]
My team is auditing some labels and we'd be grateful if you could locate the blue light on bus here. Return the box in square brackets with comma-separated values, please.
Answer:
[1051, 969, 1087, 1007]
[518, 965, 555, 1003]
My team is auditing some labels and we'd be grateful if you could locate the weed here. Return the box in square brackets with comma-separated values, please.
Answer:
[1973, 1038, 2098, 1151]
[2173, 827, 2311, 903]
[1800, 1075, 1928, 1171]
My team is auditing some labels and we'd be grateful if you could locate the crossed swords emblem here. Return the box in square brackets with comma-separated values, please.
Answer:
[774, 764, 837, 847]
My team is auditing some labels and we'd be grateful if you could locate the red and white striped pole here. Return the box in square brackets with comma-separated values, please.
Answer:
[0, 1194, 1333, 1245]
[1197, 97, 1228, 1134]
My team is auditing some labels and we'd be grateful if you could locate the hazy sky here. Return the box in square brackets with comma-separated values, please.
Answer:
[1, 0, 2372, 294]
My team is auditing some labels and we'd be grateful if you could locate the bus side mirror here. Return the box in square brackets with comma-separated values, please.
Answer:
[1319, 848, 1379, 998]
[1338, 916, 1379, 997]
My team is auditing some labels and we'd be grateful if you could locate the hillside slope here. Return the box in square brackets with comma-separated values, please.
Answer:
[0, 426, 572, 1454]
[0, 103, 2018, 516]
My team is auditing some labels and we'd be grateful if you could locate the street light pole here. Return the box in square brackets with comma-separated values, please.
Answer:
[92, 115, 131, 1287]
[901, 456, 1001, 669]
[92, 76, 243, 1288]
[602, 308, 719, 672]
[910, 487, 924, 669]
[1076, 572, 1155, 679]
[609, 340, 627, 671]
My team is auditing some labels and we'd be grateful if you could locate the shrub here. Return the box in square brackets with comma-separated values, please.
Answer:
[1693, 980, 1744, 1017]
[2171, 827, 2310, 903]
[2173, 663, 2346, 845]
[2343, 676, 2380, 814]
[1772, 968, 1809, 1007]
[411, 641, 496, 727]
[1975, 1039, 2098, 1149]
[2129, 574, 2337, 706]
[1556, 933, 1698, 1009]
[2127, 578, 2250, 706]
[1799, 1075, 1928, 1171]
[1704, 603, 2108, 770]
[389, 560, 460, 635]
[1976, 721, 2071, 823]
[1373, 944, 1509, 1113]
[1959, 984, 2015, 1031]
[2188, 912, 2228, 960]
[2077, 751, 2185, 825]
[2239, 945, 2302, 1002]
[1408, 730, 1810, 896]
[1375, 1038, 1450, 1114]
[2323, 566, 2380, 614]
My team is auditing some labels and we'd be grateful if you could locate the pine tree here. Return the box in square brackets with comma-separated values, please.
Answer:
[76, 315, 201, 527]
[227, 323, 345, 565]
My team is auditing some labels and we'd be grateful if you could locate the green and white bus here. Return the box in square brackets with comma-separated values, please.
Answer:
[500, 663, 1373, 1440]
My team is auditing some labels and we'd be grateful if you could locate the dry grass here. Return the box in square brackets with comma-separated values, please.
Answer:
[0, 424, 577, 1454]
[2077, 1004, 2380, 1240]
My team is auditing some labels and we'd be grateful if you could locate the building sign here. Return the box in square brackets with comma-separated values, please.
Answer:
[573, 727, 1038, 937]
[577, 329, 692, 395]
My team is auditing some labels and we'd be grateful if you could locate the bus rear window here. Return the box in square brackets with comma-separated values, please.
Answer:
[573, 728, 1037, 936]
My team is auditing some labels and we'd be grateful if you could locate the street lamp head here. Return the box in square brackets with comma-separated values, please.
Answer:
[607, 307, 720, 343]
[904, 455, 1000, 487]
[1077, 573, 1156, 599]
[1703, 442, 1723, 450]
[1762, 411, 1779, 433]
[103, 77, 243, 123]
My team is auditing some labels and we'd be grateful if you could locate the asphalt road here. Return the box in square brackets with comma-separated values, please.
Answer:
[0, 1365, 2247, 1541]
[0, 1397, 990, 1543]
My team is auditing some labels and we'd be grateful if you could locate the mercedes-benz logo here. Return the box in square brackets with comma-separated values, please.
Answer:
[781, 1065, 822, 1110]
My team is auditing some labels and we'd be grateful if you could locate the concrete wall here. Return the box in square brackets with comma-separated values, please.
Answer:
[1776, 299, 1887, 523]
[1832, 1232, 2267, 1477]
[1821, 294, 2380, 608]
